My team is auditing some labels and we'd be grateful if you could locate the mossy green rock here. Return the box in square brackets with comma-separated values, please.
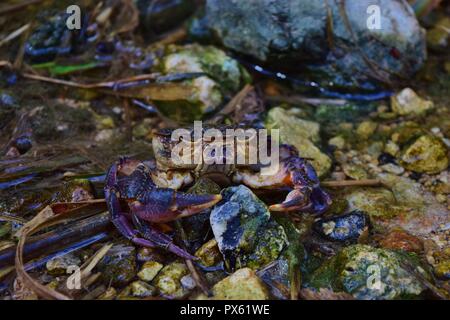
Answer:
[266, 107, 331, 177]
[157, 44, 247, 123]
[210, 185, 288, 270]
[399, 135, 449, 174]
[308, 245, 431, 300]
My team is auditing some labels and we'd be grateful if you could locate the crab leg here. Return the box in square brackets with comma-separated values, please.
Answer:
[269, 158, 331, 213]
[131, 215, 197, 260]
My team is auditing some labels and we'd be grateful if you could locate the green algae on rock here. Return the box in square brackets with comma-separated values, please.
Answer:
[308, 244, 432, 300]
[266, 107, 331, 177]
[155, 44, 248, 123]
[210, 185, 288, 270]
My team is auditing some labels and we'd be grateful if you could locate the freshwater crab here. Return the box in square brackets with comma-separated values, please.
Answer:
[104, 127, 331, 259]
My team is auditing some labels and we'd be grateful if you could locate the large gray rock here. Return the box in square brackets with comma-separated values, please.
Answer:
[205, 0, 426, 88]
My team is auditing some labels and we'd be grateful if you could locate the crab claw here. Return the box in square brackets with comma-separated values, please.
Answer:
[130, 189, 222, 223]
[173, 192, 223, 217]
[269, 188, 311, 212]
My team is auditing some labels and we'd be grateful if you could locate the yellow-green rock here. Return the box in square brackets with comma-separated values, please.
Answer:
[212, 268, 269, 300]
[266, 107, 331, 177]
[356, 121, 378, 139]
[399, 135, 449, 174]
[195, 239, 222, 267]
[391, 88, 434, 116]
[137, 261, 164, 282]
[154, 262, 190, 298]
[130, 280, 155, 298]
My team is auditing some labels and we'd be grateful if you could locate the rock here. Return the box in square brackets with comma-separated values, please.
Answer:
[130, 281, 156, 298]
[399, 135, 449, 174]
[384, 140, 400, 157]
[266, 107, 331, 177]
[391, 88, 434, 116]
[212, 268, 269, 300]
[46, 253, 81, 276]
[154, 262, 190, 298]
[342, 164, 369, 180]
[98, 244, 137, 287]
[308, 244, 432, 300]
[156, 44, 247, 123]
[195, 239, 222, 267]
[378, 229, 424, 253]
[374, 173, 450, 237]
[210, 185, 287, 270]
[329, 136, 345, 150]
[426, 17, 450, 51]
[434, 260, 450, 279]
[380, 163, 405, 175]
[137, 261, 164, 282]
[356, 121, 378, 139]
[180, 275, 197, 290]
[204, 0, 426, 89]
[97, 287, 117, 300]
[136, 247, 165, 263]
[257, 258, 290, 300]
[313, 211, 369, 243]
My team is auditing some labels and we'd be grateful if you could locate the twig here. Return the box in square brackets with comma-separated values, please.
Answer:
[175, 221, 211, 296]
[0, 24, 30, 48]
[321, 179, 382, 188]
[0, 0, 44, 15]
[266, 95, 347, 106]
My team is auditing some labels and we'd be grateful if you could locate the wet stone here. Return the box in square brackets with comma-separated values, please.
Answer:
[137, 261, 164, 282]
[98, 244, 137, 287]
[130, 280, 156, 298]
[391, 88, 434, 116]
[378, 229, 424, 254]
[154, 262, 190, 298]
[212, 268, 269, 300]
[313, 210, 369, 243]
[210, 185, 287, 270]
[266, 107, 331, 177]
[195, 239, 222, 267]
[308, 244, 432, 300]
[399, 134, 449, 174]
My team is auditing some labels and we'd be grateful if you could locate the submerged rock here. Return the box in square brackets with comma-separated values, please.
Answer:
[204, 0, 426, 89]
[378, 229, 424, 253]
[399, 135, 449, 174]
[313, 211, 369, 243]
[212, 268, 269, 300]
[391, 88, 434, 116]
[210, 185, 288, 270]
[98, 244, 137, 287]
[308, 244, 432, 300]
[266, 107, 331, 177]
